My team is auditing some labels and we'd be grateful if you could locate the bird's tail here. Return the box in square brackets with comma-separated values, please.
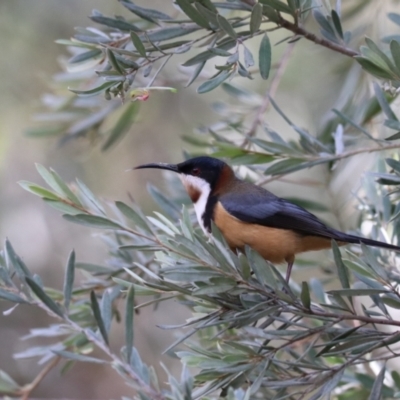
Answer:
[334, 231, 400, 252]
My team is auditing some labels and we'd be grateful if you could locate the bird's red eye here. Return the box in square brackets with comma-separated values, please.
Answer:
[192, 167, 200, 176]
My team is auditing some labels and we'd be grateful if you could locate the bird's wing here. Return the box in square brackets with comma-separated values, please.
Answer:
[220, 188, 338, 239]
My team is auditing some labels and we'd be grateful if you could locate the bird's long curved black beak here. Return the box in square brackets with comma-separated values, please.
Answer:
[134, 163, 179, 173]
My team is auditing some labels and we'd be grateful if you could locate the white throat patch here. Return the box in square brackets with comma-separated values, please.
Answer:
[179, 175, 211, 234]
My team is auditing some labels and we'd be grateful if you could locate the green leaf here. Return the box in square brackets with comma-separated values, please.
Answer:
[259, 0, 293, 15]
[90, 291, 109, 345]
[49, 168, 81, 206]
[63, 250, 75, 310]
[250, 3, 263, 34]
[69, 81, 117, 97]
[145, 26, 199, 42]
[300, 281, 311, 309]
[390, 40, 400, 73]
[195, 3, 218, 28]
[384, 119, 400, 130]
[217, 14, 237, 39]
[245, 246, 276, 288]
[259, 34, 271, 80]
[331, 240, 350, 289]
[54, 350, 106, 364]
[102, 102, 140, 151]
[35, 163, 64, 195]
[197, 70, 232, 93]
[63, 214, 123, 230]
[125, 285, 135, 363]
[193, 280, 236, 294]
[382, 294, 400, 309]
[107, 48, 124, 74]
[0, 288, 28, 304]
[366, 37, 398, 75]
[354, 56, 393, 80]
[331, 10, 343, 39]
[130, 31, 147, 57]
[386, 158, 400, 173]
[18, 181, 60, 201]
[182, 40, 236, 66]
[69, 49, 102, 64]
[90, 12, 141, 32]
[26, 277, 64, 318]
[120, 1, 171, 23]
[262, 5, 280, 22]
[5, 239, 32, 279]
[101, 291, 112, 336]
[0, 370, 20, 393]
[186, 60, 206, 87]
[115, 201, 151, 233]
[368, 365, 385, 400]
[44, 199, 82, 215]
[386, 131, 400, 141]
[176, 0, 210, 29]
[76, 179, 106, 215]
[373, 82, 397, 120]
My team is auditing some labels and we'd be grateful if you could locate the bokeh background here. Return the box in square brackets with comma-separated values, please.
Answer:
[1, 0, 399, 398]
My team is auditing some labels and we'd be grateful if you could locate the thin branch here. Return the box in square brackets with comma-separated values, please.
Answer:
[17, 356, 61, 400]
[257, 141, 400, 186]
[240, 0, 358, 58]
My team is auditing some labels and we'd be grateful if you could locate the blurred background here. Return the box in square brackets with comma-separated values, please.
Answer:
[1, 0, 399, 398]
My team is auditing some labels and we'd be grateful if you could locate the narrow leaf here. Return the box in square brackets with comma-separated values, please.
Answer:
[63, 250, 75, 310]
[176, 0, 210, 29]
[197, 70, 232, 93]
[54, 350, 106, 364]
[101, 291, 112, 336]
[26, 277, 64, 318]
[125, 285, 135, 362]
[250, 3, 263, 34]
[69, 81, 116, 97]
[5, 239, 32, 279]
[259, 34, 271, 80]
[120, 1, 172, 23]
[18, 182, 60, 201]
[217, 14, 237, 39]
[390, 40, 400, 73]
[49, 169, 81, 206]
[130, 31, 147, 57]
[107, 48, 124, 74]
[373, 82, 397, 121]
[331, 240, 350, 289]
[90, 291, 109, 345]
[331, 10, 343, 39]
[368, 365, 385, 400]
[63, 214, 123, 230]
[0, 288, 27, 304]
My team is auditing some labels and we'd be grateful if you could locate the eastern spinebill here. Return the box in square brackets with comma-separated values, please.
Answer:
[136, 156, 400, 281]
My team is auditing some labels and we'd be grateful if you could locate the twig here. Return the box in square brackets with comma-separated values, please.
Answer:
[17, 356, 61, 400]
[241, 41, 296, 147]
[240, 0, 358, 58]
[257, 142, 400, 186]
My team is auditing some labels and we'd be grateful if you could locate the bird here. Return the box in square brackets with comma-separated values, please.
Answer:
[136, 156, 400, 282]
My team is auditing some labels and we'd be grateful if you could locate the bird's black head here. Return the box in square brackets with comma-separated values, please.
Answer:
[176, 156, 229, 187]
[135, 156, 234, 201]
